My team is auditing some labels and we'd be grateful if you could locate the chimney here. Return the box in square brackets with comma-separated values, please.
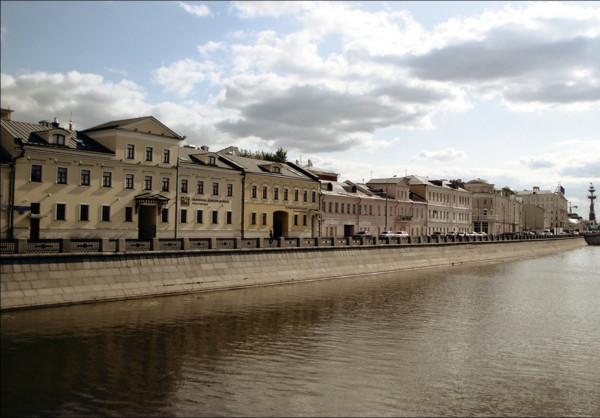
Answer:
[0, 108, 14, 120]
[200, 145, 209, 151]
[52, 117, 59, 128]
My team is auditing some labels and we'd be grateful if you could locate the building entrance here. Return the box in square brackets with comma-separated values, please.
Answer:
[138, 206, 157, 239]
[272, 211, 289, 238]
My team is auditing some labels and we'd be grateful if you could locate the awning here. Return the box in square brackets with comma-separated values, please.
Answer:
[134, 192, 170, 213]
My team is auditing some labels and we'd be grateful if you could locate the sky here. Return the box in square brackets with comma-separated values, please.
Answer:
[1, 1, 599, 218]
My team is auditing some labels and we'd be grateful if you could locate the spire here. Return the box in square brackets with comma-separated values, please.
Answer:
[69, 113, 73, 130]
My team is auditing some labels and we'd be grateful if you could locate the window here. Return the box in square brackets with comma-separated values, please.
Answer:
[196, 210, 203, 223]
[125, 174, 134, 189]
[81, 169, 90, 186]
[312, 191, 316, 202]
[101, 205, 111, 222]
[303, 215, 307, 226]
[181, 179, 188, 193]
[56, 203, 66, 221]
[102, 171, 112, 188]
[274, 187, 279, 200]
[251, 212, 257, 225]
[144, 176, 152, 190]
[212, 182, 219, 195]
[80, 204, 89, 221]
[294, 214, 298, 225]
[252, 185, 257, 198]
[163, 149, 170, 164]
[262, 213, 267, 225]
[483, 209, 488, 216]
[126, 144, 135, 159]
[162, 177, 170, 192]
[262, 186, 268, 199]
[161, 208, 169, 223]
[145, 147, 153, 161]
[272, 166, 280, 173]
[226, 211, 232, 225]
[52, 134, 65, 145]
[31, 165, 42, 182]
[125, 207, 133, 222]
[197, 180, 204, 194]
[303, 190, 308, 202]
[181, 209, 187, 223]
[294, 189, 299, 201]
[284, 188, 289, 201]
[57, 167, 67, 184]
[227, 184, 233, 197]
[208, 156, 216, 165]
[212, 210, 218, 224]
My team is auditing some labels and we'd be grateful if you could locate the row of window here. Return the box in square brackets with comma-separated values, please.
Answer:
[250, 185, 317, 203]
[248, 212, 308, 226]
[52, 203, 233, 225]
[31, 165, 234, 195]
[323, 201, 424, 217]
[126, 144, 171, 164]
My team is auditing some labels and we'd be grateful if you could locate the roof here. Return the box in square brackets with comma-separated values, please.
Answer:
[367, 177, 409, 186]
[220, 154, 316, 180]
[1, 119, 113, 154]
[82, 115, 183, 140]
[178, 146, 244, 172]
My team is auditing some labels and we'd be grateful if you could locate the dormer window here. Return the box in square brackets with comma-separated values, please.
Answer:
[52, 134, 65, 145]
[272, 166, 280, 173]
[208, 156, 216, 165]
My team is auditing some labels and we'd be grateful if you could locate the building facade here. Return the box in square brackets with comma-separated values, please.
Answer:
[1, 111, 186, 240]
[517, 186, 568, 233]
[464, 178, 522, 235]
[405, 175, 472, 235]
[366, 177, 427, 237]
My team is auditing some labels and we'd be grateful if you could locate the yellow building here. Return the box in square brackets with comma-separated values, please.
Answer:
[219, 151, 320, 239]
[177, 145, 243, 238]
[1, 111, 184, 239]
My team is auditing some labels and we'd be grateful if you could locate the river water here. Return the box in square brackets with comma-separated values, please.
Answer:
[2, 246, 599, 417]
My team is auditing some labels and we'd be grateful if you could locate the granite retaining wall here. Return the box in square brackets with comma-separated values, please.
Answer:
[0, 237, 587, 311]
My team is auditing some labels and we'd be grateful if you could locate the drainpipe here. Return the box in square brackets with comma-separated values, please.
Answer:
[8, 139, 26, 240]
[174, 161, 179, 239]
[240, 172, 245, 239]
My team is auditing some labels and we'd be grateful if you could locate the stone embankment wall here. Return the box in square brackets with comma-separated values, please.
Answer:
[0, 238, 587, 311]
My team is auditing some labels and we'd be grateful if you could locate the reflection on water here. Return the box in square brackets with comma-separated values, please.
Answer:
[2, 247, 600, 417]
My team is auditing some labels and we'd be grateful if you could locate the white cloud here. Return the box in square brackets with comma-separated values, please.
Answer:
[0, 71, 150, 129]
[197, 41, 224, 56]
[178, 1, 211, 17]
[152, 59, 220, 98]
[411, 148, 468, 163]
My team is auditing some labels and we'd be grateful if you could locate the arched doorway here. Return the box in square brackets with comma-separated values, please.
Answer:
[272, 211, 289, 238]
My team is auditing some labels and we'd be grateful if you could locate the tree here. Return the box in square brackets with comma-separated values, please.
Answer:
[238, 147, 287, 163]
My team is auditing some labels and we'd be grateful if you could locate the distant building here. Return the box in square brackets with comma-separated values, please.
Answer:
[464, 178, 522, 235]
[517, 186, 568, 233]
[405, 175, 472, 235]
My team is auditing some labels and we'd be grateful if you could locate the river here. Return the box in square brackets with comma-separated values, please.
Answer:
[2, 246, 599, 417]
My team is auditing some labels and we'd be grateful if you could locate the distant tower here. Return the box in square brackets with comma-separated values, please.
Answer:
[589, 183, 596, 223]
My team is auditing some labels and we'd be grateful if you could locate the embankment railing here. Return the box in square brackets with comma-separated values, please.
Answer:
[0, 233, 576, 256]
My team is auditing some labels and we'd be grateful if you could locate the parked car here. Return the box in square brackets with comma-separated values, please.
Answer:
[394, 231, 410, 237]
[353, 231, 373, 239]
[379, 231, 399, 238]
